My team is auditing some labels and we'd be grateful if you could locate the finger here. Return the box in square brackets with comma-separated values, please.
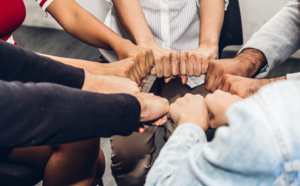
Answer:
[147, 50, 155, 72]
[187, 55, 195, 76]
[142, 78, 147, 84]
[201, 57, 210, 74]
[171, 52, 179, 76]
[179, 52, 187, 76]
[180, 75, 188, 84]
[156, 58, 164, 78]
[150, 66, 156, 75]
[139, 53, 147, 77]
[204, 64, 215, 91]
[153, 115, 168, 126]
[165, 76, 176, 83]
[163, 55, 172, 77]
[194, 55, 202, 76]
[138, 126, 145, 133]
[133, 67, 142, 85]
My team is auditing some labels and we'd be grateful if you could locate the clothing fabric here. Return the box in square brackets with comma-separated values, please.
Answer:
[100, 0, 229, 88]
[100, 1, 228, 185]
[0, 40, 84, 88]
[0, 40, 141, 148]
[146, 80, 300, 186]
[240, 0, 300, 79]
[0, 0, 53, 45]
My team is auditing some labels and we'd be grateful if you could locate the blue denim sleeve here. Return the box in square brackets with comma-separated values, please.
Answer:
[239, 0, 300, 78]
[145, 123, 207, 186]
[146, 83, 300, 185]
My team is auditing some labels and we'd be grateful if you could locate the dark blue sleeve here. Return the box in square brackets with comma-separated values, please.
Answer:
[0, 80, 141, 147]
[0, 40, 84, 89]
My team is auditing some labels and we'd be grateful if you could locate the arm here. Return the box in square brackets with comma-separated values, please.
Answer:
[179, 0, 225, 84]
[46, 0, 154, 80]
[112, 0, 179, 80]
[38, 53, 144, 85]
[205, 0, 300, 91]
[0, 81, 141, 147]
[0, 40, 140, 94]
[147, 87, 291, 185]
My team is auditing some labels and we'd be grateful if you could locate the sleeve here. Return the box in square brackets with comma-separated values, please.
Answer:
[146, 91, 287, 185]
[197, 0, 229, 10]
[239, 0, 300, 78]
[0, 80, 141, 148]
[0, 40, 84, 89]
[35, 0, 54, 12]
[287, 72, 300, 80]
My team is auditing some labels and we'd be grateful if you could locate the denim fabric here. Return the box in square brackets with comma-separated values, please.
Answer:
[239, 0, 300, 78]
[146, 80, 300, 186]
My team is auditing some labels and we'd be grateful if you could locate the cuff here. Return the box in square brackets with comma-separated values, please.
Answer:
[286, 72, 300, 81]
[172, 123, 207, 144]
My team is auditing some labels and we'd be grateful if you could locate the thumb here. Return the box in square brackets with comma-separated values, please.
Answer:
[180, 75, 188, 84]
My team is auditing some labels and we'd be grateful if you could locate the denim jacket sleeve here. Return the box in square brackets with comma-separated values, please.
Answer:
[239, 0, 300, 78]
[146, 80, 300, 186]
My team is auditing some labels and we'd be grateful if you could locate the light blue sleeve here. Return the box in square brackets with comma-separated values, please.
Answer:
[240, 0, 300, 78]
[145, 123, 207, 186]
[145, 82, 300, 185]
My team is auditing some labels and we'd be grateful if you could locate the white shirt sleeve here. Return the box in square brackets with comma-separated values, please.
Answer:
[35, 0, 54, 12]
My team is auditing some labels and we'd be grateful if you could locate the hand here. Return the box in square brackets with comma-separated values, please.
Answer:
[135, 93, 169, 124]
[205, 58, 248, 92]
[168, 94, 209, 131]
[218, 74, 286, 98]
[95, 58, 144, 85]
[140, 42, 179, 82]
[82, 71, 140, 94]
[180, 45, 218, 84]
[205, 90, 242, 128]
[115, 40, 155, 78]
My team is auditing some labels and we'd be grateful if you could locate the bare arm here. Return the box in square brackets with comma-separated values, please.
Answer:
[112, 0, 179, 80]
[180, 0, 225, 83]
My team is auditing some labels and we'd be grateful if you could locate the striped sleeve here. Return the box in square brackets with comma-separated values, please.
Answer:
[35, 0, 54, 12]
[105, 0, 113, 5]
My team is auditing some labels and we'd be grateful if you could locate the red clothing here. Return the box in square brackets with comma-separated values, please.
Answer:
[0, 0, 53, 45]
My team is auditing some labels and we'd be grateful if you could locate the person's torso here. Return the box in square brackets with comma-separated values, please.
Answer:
[0, 0, 26, 45]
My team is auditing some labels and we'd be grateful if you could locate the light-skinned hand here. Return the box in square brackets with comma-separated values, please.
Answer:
[205, 90, 242, 128]
[140, 42, 179, 82]
[135, 93, 169, 133]
[115, 40, 155, 79]
[168, 94, 209, 131]
[180, 45, 218, 84]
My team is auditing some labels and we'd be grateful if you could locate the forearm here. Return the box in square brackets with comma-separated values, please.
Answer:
[112, 0, 156, 46]
[47, 0, 130, 51]
[199, 0, 225, 50]
[239, 1, 300, 77]
[38, 53, 108, 75]
[0, 81, 141, 147]
[235, 49, 267, 77]
[0, 40, 84, 88]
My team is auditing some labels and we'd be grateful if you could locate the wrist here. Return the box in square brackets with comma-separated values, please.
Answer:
[136, 37, 158, 47]
[135, 96, 147, 122]
[178, 116, 209, 131]
[235, 49, 267, 77]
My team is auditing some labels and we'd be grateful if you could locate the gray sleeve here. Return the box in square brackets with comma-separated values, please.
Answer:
[239, 0, 300, 78]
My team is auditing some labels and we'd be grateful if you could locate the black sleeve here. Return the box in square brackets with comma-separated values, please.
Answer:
[0, 40, 84, 89]
[0, 80, 141, 147]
